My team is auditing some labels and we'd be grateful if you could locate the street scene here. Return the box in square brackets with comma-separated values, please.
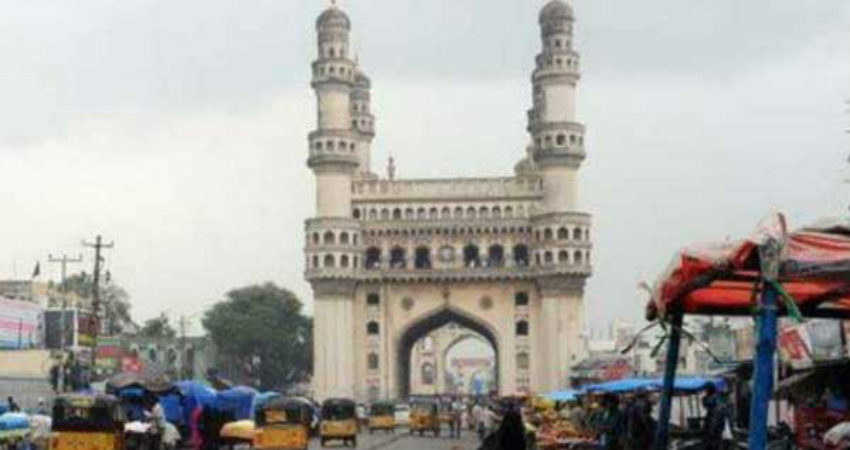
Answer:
[2, 0, 850, 450]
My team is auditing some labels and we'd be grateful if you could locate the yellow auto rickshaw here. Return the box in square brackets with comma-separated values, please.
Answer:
[319, 398, 358, 447]
[49, 393, 126, 450]
[409, 399, 440, 437]
[254, 397, 313, 450]
[367, 402, 395, 434]
[220, 419, 256, 447]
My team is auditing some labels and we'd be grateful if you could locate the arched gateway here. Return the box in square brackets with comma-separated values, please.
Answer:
[397, 307, 499, 398]
[304, 0, 593, 402]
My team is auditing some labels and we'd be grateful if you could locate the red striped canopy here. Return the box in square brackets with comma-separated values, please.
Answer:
[647, 215, 850, 319]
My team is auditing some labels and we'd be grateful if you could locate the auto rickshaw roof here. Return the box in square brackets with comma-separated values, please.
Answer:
[263, 397, 314, 411]
[322, 398, 356, 407]
[54, 393, 120, 407]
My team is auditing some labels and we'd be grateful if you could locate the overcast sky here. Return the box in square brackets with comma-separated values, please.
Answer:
[2, 0, 849, 335]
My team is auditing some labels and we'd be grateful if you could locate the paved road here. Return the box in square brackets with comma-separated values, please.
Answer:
[308, 427, 479, 450]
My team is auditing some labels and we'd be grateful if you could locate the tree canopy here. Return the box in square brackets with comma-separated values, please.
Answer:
[57, 273, 134, 335]
[139, 313, 177, 340]
[202, 283, 312, 390]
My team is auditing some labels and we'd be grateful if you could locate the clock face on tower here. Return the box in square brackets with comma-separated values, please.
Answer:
[439, 246, 455, 262]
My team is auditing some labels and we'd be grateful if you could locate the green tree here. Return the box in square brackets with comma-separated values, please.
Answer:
[202, 283, 312, 390]
[58, 273, 134, 335]
[139, 313, 177, 340]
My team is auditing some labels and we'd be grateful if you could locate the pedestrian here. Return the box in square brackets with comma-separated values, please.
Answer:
[145, 395, 166, 450]
[599, 394, 623, 450]
[452, 397, 464, 439]
[702, 385, 729, 450]
[473, 402, 486, 441]
[626, 391, 654, 450]
[495, 406, 526, 450]
[7, 396, 20, 412]
[49, 363, 60, 393]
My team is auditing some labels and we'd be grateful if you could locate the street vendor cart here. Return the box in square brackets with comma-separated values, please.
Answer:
[645, 214, 850, 450]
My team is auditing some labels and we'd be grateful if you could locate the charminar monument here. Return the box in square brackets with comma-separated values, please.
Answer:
[304, 0, 592, 401]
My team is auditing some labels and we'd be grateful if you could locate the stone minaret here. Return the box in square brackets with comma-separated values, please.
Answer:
[529, 0, 585, 212]
[351, 67, 376, 177]
[306, 4, 362, 400]
[529, 0, 591, 392]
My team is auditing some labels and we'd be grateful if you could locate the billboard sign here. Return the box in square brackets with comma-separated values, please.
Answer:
[778, 324, 813, 370]
[806, 320, 844, 361]
[0, 298, 43, 349]
[44, 309, 76, 349]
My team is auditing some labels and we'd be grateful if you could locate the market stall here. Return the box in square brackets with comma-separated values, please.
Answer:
[646, 214, 850, 450]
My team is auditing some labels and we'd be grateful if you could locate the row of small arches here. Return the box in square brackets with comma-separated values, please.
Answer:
[310, 253, 360, 269]
[543, 55, 578, 70]
[353, 204, 527, 221]
[310, 230, 359, 246]
[534, 132, 584, 149]
[314, 64, 354, 79]
[360, 226, 533, 238]
[535, 226, 589, 242]
[546, 37, 571, 50]
[352, 118, 372, 131]
[321, 45, 348, 59]
[308, 248, 589, 270]
[365, 244, 529, 269]
[312, 139, 357, 152]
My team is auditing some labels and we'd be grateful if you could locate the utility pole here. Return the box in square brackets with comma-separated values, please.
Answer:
[82, 235, 114, 368]
[180, 315, 187, 379]
[47, 254, 83, 352]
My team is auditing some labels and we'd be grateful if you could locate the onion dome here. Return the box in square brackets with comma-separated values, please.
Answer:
[354, 69, 371, 88]
[316, 6, 351, 30]
[539, 0, 573, 24]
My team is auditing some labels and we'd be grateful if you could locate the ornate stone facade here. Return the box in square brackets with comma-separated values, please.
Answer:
[305, 0, 592, 401]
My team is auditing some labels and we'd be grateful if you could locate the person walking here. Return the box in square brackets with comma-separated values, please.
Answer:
[473, 402, 486, 442]
[599, 394, 623, 450]
[626, 391, 654, 450]
[702, 385, 729, 450]
[495, 406, 526, 450]
[451, 397, 464, 439]
[7, 396, 20, 412]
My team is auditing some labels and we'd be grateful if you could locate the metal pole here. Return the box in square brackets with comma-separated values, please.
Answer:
[747, 282, 779, 450]
[82, 236, 114, 370]
[748, 232, 784, 450]
[654, 307, 684, 450]
[48, 254, 83, 352]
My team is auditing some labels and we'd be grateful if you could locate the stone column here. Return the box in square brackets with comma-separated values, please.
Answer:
[537, 276, 585, 392]
[312, 280, 357, 400]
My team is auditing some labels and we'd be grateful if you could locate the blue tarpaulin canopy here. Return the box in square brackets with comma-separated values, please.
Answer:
[215, 386, 258, 420]
[251, 392, 281, 419]
[0, 413, 29, 431]
[176, 381, 217, 411]
[582, 376, 725, 395]
[544, 390, 579, 402]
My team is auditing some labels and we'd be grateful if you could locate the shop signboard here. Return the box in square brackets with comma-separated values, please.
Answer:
[44, 309, 77, 349]
[734, 326, 755, 361]
[778, 324, 813, 370]
[122, 356, 143, 373]
[806, 320, 844, 361]
[0, 298, 43, 349]
[76, 312, 97, 347]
